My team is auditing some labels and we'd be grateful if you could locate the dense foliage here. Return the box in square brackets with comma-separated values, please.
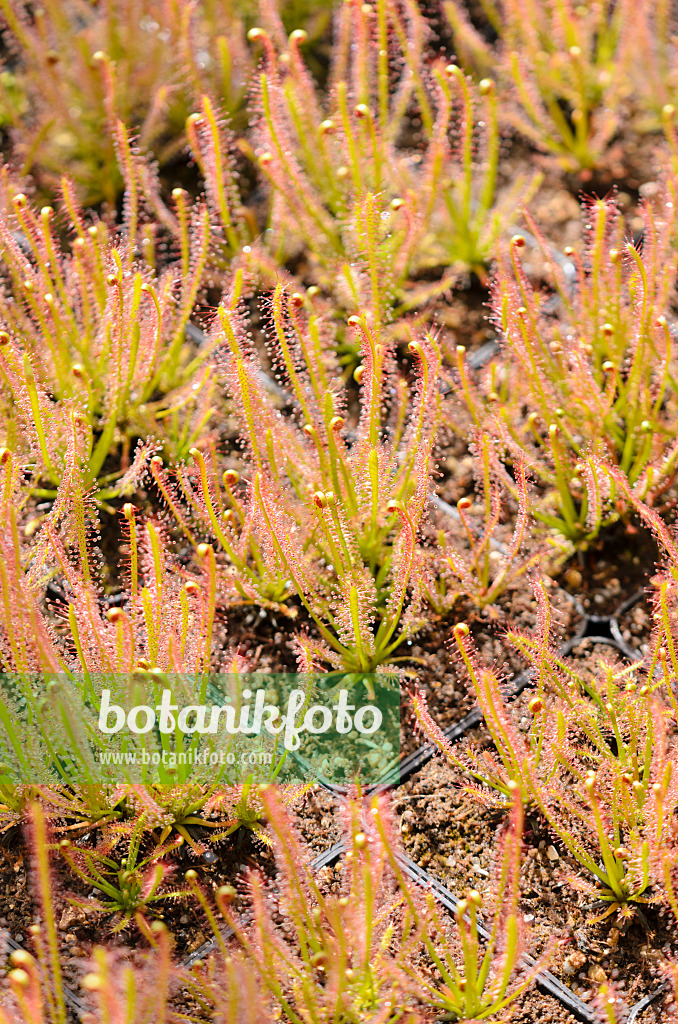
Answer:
[2, 0, 678, 1021]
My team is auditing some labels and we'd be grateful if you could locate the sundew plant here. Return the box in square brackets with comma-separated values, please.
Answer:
[3, 2, 678, 1023]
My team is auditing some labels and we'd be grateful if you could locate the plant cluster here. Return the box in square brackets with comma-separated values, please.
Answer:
[414, 489, 678, 927]
[152, 293, 442, 671]
[0, 0, 328, 206]
[244, 0, 538, 323]
[445, 0, 678, 170]
[0, 436, 310, 852]
[4, 1, 678, 1021]
[451, 185, 678, 548]
[0, 164, 225, 495]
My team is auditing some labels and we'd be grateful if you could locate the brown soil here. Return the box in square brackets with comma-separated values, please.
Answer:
[614, 593, 655, 654]
[556, 521, 659, 617]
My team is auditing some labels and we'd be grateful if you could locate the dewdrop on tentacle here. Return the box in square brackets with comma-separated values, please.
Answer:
[584, 771, 597, 795]
[217, 885, 236, 904]
[9, 969, 30, 989]
[80, 966, 102, 991]
[9, 950, 34, 970]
